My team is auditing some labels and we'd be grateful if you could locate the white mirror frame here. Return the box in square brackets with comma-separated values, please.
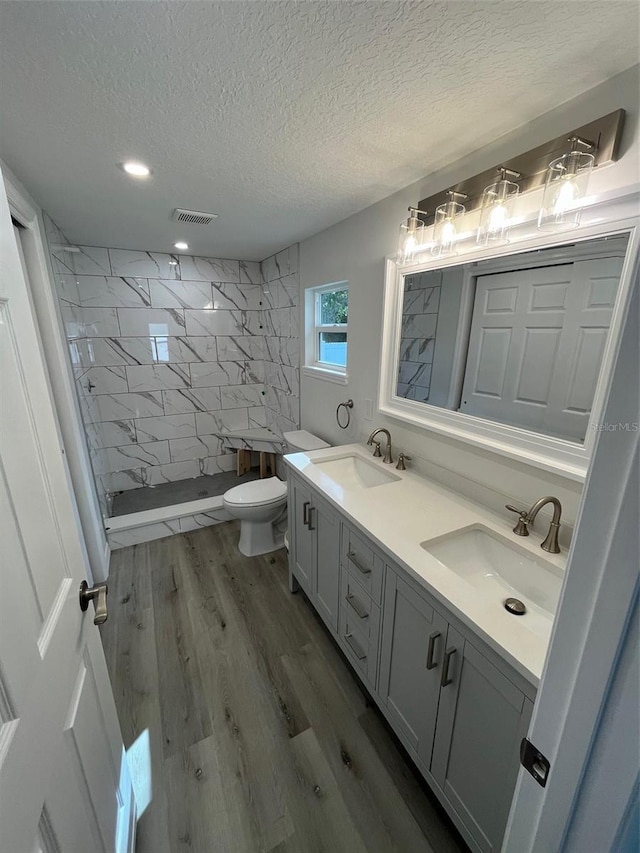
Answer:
[379, 188, 640, 482]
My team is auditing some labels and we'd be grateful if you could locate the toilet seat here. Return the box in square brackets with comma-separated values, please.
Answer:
[223, 477, 287, 509]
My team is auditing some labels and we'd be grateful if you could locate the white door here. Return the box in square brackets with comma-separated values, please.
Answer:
[460, 258, 622, 441]
[544, 257, 623, 439]
[502, 247, 639, 852]
[0, 178, 134, 853]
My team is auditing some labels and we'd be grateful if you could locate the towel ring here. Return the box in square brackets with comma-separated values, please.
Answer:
[336, 399, 354, 429]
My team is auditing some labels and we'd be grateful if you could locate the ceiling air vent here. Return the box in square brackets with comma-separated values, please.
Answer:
[172, 208, 219, 226]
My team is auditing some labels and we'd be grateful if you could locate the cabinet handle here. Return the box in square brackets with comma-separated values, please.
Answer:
[440, 647, 457, 687]
[307, 506, 316, 531]
[303, 501, 310, 526]
[347, 551, 371, 575]
[426, 630, 441, 670]
[344, 632, 367, 661]
[345, 593, 369, 619]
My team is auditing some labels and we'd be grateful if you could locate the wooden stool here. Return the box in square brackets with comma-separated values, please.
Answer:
[259, 452, 277, 479]
[236, 449, 252, 476]
[236, 449, 277, 479]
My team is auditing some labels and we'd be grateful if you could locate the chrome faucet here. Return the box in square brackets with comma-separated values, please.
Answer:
[506, 496, 563, 554]
[367, 428, 393, 464]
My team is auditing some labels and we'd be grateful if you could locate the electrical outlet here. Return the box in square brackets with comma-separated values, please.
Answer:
[364, 399, 373, 420]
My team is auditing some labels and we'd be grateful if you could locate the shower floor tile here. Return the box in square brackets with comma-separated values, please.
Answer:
[109, 468, 261, 516]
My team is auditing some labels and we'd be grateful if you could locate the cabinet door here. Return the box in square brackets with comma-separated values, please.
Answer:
[290, 475, 314, 593]
[431, 628, 533, 853]
[311, 493, 340, 632]
[378, 570, 448, 763]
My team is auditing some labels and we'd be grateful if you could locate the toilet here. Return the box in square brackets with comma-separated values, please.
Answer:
[222, 429, 330, 557]
[282, 429, 331, 455]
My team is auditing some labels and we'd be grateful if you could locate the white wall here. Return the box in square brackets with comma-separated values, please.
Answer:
[299, 65, 639, 526]
[562, 591, 639, 852]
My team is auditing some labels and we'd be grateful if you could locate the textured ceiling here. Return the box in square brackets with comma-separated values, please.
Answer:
[1, 1, 638, 260]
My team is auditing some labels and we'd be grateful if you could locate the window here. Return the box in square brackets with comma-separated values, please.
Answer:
[305, 282, 349, 382]
[149, 323, 170, 362]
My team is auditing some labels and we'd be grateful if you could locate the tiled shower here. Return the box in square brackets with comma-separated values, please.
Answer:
[44, 214, 300, 521]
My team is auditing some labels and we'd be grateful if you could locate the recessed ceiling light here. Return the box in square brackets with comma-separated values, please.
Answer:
[120, 160, 151, 177]
[174, 241, 189, 250]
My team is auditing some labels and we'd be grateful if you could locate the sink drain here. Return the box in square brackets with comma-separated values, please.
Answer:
[504, 597, 527, 615]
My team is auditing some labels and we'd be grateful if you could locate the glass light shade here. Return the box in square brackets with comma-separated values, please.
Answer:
[538, 150, 594, 231]
[432, 199, 465, 257]
[397, 211, 425, 265]
[477, 178, 519, 245]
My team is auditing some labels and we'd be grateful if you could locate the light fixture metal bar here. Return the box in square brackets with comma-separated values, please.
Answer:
[417, 109, 624, 225]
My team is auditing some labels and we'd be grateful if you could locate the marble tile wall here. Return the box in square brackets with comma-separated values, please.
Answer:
[45, 209, 302, 517]
[49, 236, 267, 507]
[260, 243, 301, 436]
[396, 270, 441, 403]
[43, 213, 112, 519]
[106, 505, 233, 549]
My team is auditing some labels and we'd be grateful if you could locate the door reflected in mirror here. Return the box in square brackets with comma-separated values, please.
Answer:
[396, 234, 629, 444]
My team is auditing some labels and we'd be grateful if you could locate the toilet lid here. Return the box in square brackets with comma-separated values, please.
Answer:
[224, 477, 288, 508]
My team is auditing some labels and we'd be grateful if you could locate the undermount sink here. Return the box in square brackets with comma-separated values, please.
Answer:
[310, 453, 400, 490]
[422, 526, 562, 626]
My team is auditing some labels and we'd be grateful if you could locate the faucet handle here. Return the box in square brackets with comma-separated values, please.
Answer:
[371, 441, 382, 458]
[506, 505, 530, 536]
[396, 453, 412, 471]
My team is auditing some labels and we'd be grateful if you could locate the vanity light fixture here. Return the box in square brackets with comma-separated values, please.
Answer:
[397, 208, 427, 265]
[412, 111, 623, 245]
[120, 160, 151, 178]
[538, 136, 595, 231]
[174, 241, 189, 251]
[432, 191, 467, 258]
[477, 168, 521, 245]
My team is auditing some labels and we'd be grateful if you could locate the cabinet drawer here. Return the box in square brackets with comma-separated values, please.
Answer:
[341, 525, 384, 603]
[341, 570, 380, 643]
[338, 578, 381, 688]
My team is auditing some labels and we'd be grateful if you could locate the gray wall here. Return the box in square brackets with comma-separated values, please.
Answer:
[428, 266, 466, 409]
[298, 65, 640, 525]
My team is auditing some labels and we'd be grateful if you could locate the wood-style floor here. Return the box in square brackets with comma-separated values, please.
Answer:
[100, 521, 468, 853]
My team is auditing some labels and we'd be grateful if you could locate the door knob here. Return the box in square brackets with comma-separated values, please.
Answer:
[79, 580, 108, 625]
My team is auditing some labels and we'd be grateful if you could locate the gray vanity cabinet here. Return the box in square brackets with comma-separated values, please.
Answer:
[287, 471, 536, 853]
[379, 564, 534, 853]
[289, 472, 341, 633]
[312, 495, 341, 631]
[289, 474, 314, 593]
[430, 630, 534, 853]
[378, 571, 448, 763]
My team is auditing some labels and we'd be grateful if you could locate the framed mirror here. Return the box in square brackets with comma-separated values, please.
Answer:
[379, 200, 639, 480]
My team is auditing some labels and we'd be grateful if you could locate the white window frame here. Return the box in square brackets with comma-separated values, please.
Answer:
[303, 281, 349, 384]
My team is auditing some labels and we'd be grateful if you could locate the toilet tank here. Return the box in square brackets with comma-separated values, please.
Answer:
[282, 429, 330, 452]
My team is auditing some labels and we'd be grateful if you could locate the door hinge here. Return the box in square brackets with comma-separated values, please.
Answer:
[520, 737, 551, 787]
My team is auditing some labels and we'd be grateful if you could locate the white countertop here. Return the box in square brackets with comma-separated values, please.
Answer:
[285, 443, 567, 687]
